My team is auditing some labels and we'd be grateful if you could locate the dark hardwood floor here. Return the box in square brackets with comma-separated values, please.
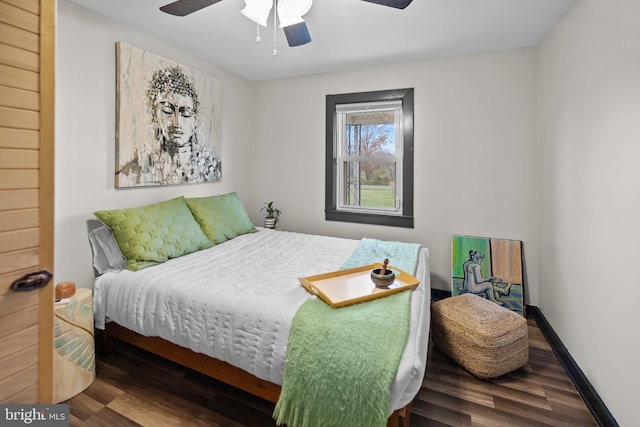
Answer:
[65, 318, 597, 426]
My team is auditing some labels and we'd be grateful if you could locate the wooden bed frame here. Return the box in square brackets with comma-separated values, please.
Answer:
[100, 321, 413, 427]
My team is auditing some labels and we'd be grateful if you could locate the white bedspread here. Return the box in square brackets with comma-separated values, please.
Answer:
[93, 228, 431, 411]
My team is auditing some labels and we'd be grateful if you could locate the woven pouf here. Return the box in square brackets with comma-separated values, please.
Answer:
[431, 293, 528, 379]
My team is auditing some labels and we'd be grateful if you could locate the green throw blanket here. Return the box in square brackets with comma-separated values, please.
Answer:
[273, 238, 422, 427]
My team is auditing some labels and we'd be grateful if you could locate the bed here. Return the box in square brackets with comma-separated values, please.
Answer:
[88, 194, 431, 427]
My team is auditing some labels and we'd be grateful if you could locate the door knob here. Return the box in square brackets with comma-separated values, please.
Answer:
[11, 270, 53, 292]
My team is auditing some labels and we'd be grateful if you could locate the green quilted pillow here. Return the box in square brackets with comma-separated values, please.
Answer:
[186, 192, 257, 244]
[94, 196, 213, 271]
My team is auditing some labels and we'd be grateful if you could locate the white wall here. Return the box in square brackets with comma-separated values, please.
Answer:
[538, 1, 640, 424]
[252, 50, 541, 302]
[55, 0, 255, 289]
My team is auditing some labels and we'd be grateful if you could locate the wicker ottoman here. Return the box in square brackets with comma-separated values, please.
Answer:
[431, 293, 528, 379]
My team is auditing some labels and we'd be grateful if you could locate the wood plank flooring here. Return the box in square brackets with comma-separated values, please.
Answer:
[65, 318, 597, 426]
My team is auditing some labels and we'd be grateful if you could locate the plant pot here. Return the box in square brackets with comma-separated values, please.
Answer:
[264, 217, 276, 229]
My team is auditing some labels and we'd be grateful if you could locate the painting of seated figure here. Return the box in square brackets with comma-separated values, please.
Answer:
[451, 235, 525, 316]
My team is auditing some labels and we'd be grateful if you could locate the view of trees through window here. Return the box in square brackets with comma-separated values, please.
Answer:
[342, 110, 398, 210]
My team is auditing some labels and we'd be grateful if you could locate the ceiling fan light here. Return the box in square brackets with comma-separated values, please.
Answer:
[278, 15, 303, 28]
[277, 0, 313, 28]
[241, 0, 273, 27]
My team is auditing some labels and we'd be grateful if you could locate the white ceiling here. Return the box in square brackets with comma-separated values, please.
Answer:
[67, 0, 575, 81]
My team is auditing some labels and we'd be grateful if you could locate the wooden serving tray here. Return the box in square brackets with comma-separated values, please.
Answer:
[299, 263, 420, 308]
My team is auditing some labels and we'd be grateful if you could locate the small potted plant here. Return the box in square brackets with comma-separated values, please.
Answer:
[260, 201, 282, 229]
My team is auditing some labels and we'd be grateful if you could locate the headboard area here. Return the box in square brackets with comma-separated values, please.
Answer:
[86, 192, 258, 276]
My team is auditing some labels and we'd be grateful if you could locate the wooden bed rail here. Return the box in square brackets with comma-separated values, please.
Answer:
[101, 322, 280, 402]
[99, 322, 412, 426]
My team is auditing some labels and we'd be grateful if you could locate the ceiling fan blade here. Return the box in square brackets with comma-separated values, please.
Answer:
[160, 0, 224, 17]
[283, 22, 312, 47]
[360, 0, 413, 9]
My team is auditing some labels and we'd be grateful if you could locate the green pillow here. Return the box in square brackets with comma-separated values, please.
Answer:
[94, 196, 213, 271]
[186, 192, 257, 244]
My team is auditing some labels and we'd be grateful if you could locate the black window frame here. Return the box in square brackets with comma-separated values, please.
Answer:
[325, 88, 414, 228]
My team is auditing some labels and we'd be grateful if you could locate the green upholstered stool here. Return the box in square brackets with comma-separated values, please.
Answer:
[431, 293, 528, 379]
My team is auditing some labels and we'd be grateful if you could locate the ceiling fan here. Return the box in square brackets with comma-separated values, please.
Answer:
[159, 0, 413, 49]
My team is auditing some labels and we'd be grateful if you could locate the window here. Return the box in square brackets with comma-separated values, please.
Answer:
[326, 88, 414, 228]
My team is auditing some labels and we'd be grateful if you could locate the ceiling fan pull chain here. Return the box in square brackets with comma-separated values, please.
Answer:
[272, 0, 278, 56]
[256, 22, 261, 43]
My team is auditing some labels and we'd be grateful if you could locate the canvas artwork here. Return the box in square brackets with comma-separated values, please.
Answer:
[115, 42, 222, 188]
[451, 235, 525, 316]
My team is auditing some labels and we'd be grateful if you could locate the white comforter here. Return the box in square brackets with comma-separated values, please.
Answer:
[93, 228, 431, 411]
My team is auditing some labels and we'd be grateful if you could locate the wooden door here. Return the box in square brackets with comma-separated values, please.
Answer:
[0, 0, 55, 403]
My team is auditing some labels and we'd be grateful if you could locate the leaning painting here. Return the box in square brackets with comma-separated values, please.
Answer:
[115, 42, 222, 188]
[451, 235, 525, 316]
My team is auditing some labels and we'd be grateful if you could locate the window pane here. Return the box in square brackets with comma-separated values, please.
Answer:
[344, 113, 396, 157]
[341, 161, 397, 210]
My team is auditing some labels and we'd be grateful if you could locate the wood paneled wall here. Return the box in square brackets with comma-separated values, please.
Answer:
[0, 0, 54, 403]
